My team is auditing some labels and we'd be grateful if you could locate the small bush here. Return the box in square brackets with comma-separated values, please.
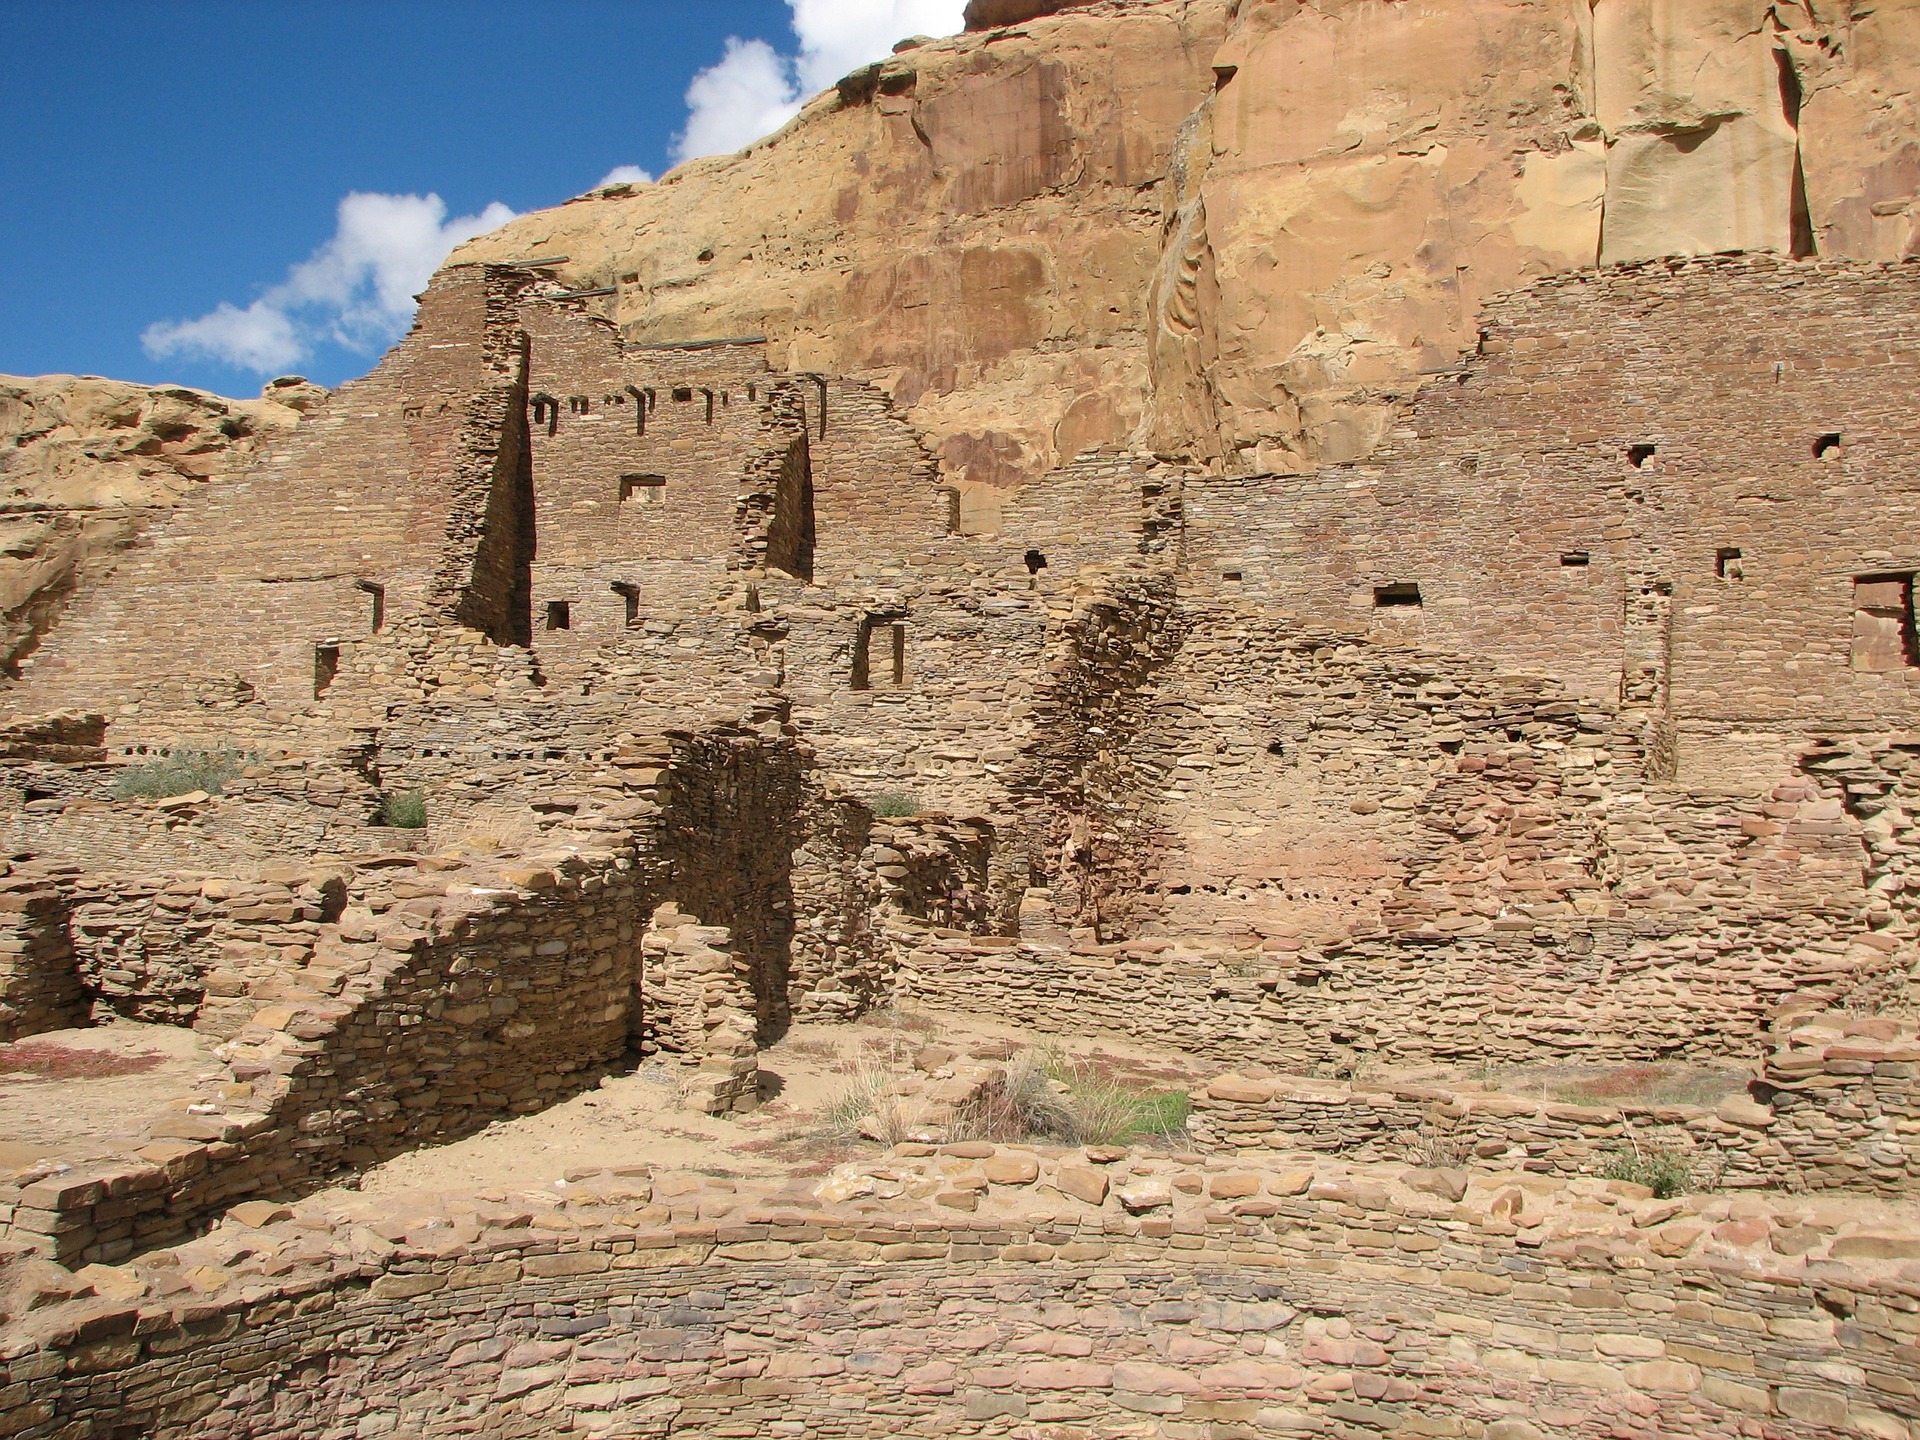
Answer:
[377, 790, 428, 829]
[870, 790, 921, 818]
[111, 746, 249, 800]
[1603, 1142, 1693, 1198]
[976, 1051, 1190, 1147]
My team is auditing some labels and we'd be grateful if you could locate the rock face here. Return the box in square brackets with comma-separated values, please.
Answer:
[0, 377, 310, 674]
[456, 0, 1918, 493]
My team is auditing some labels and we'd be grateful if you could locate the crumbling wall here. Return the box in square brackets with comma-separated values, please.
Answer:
[0, 873, 81, 1041]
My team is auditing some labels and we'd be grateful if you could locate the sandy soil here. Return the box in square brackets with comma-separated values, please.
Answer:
[344, 1007, 1217, 1199]
[0, 1022, 212, 1162]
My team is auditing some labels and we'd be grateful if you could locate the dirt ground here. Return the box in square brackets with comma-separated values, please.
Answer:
[0, 1022, 211, 1163]
[345, 1007, 1218, 1198]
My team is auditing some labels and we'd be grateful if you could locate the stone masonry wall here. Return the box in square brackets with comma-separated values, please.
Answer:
[7, 1151, 1920, 1440]
[0, 872, 80, 1042]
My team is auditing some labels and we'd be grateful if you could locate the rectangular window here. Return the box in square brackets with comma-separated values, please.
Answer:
[546, 600, 572, 631]
[612, 583, 639, 627]
[852, 614, 907, 690]
[314, 644, 340, 698]
[356, 580, 385, 631]
[1852, 573, 1918, 671]
[1374, 582, 1423, 608]
[620, 474, 666, 505]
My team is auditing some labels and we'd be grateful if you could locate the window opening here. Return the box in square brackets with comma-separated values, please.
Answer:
[672, 387, 693, 403]
[1715, 547, 1743, 580]
[1024, 549, 1048, 574]
[1373, 583, 1423, 608]
[1627, 444, 1657, 469]
[620, 473, 666, 505]
[1814, 433, 1843, 459]
[852, 614, 907, 690]
[1561, 552, 1590, 568]
[21, 788, 55, 804]
[1221, 569, 1243, 582]
[314, 644, 341, 698]
[1851, 573, 1919, 671]
[546, 600, 572, 631]
[355, 579, 385, 632]
[611, 582, 640, 628]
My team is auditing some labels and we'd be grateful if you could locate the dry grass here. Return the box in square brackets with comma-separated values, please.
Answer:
[1405, 1120, 1473, 1169]
[1472, 1062, 1746, 1110]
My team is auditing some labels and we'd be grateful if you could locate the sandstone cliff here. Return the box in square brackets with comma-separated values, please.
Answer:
[456, 0, 1918, 495]
[0, 376, 317, 675]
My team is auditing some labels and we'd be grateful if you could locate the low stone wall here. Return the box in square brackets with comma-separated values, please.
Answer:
[0, 872, 81, 1042]
[893, 916, 1884, 1069]
[1760, 1015, 1920, 1195]
[5, 1150, 1917, 1439]
[1189, 1075, 1789, 1188]
[0, 717, 841, 1267]
[1187, 1014, 1920, 1198]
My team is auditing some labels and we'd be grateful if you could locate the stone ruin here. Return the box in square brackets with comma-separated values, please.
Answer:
[3, 14, 1920, 1440]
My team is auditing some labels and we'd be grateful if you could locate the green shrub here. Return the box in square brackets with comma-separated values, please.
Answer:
[1603, 1143, 1693, 1198]
[870, 790, 922, 818]
[110, 747, 249, 800]
[377, 789, 428, 829]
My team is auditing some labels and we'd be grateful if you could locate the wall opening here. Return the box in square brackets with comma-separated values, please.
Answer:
[1716, 547, 1744, 580]
[621, 473, 667, 505]
[546, 600, 572, 632]
[1851, 574, 1919, 672]
[1627, 444, 1657, 469]
[355, 580, 385, 632]
[1814, 433, 1843, 459]
[761, 435, 815, 581]
[1561, 552, 1590, 568]
[454, 360, 535, 648]
[1373, 583, 1423, 608]
[852, 613, 907, 691]
[672, 387, 693, 403]
[1025, 549, 1048, 574]
[313, 644, 340, 698]
[611, 582, 640, 628]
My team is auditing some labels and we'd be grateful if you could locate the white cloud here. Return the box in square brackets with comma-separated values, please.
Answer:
[672, 0, 967, 164]
[596, 165, 655, 188]
[143, 191, 516, 375]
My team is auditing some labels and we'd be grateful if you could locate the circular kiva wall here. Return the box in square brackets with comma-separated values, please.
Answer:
[10, 1155, 1914, 1439]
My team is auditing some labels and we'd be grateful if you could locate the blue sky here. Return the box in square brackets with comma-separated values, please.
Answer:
[0, 1, 963, 397]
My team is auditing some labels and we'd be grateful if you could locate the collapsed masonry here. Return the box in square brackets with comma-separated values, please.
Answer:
[0, 254, 1919, 1272]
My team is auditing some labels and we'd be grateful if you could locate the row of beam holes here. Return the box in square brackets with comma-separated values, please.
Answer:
[545, 580, 762, 634]
[530, 386, 732, 437]
[1628, 435, 1843, 470]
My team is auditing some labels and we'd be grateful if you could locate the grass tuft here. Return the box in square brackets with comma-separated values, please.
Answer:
[870, 790, 922, 818]
[1603, 1142, 1693, 1198]
[110, 747, 250, 800]
[377, 790, 428, 829]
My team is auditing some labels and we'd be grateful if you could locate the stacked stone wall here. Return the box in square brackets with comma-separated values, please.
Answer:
[0, 874, 80, 1041]
[7, 1152, 1920, 1440]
